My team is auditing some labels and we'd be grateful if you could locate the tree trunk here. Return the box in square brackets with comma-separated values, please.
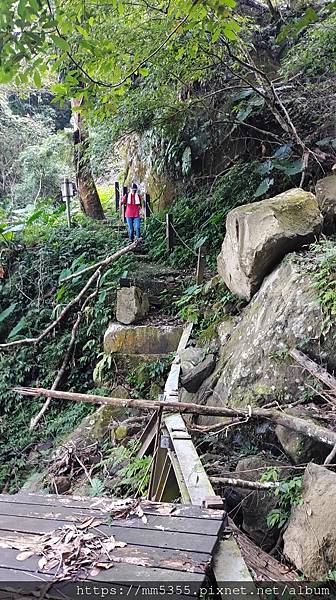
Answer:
[71, 98, 105, 221]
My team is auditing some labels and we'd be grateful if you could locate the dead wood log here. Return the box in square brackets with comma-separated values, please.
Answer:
[290, 349, 336, 403]
[210, 476, 279, 490]
[13, 386, 336, 447]
[0, 241, 138, 350]
[324, 443, 336, 466]
[229, 519, 299, 582]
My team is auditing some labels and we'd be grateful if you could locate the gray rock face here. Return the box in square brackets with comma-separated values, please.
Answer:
[196, 251, 336, 413]
[217, 188, 322, 300]
[217, 319, 235, 347]
[275, 409, 329, 464]
[116, 286, 149, 325]
[181, 354, 216, 393]
[316, 174, 336, 234]
[283, 463, 336, 578]
[179, 347, 206, 375]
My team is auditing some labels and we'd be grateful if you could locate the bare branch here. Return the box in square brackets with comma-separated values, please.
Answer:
[14, 385, 336, 447]
[0, 241, 138, 350]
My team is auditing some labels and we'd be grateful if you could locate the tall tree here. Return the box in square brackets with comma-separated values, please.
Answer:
[72, 97, 105, 220]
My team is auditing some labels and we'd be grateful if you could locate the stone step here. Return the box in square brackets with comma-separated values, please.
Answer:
[104, 323, 183, 357]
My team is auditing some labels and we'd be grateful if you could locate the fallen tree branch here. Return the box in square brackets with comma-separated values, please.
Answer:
[290, 348, 336, 404]
[229, 518, 299, 581]
[13, 386, 336, 447]
[210, 476, 279, 490]
[59, 240, 138, 282]
[0, 241, 138, 350]
[324, 443, 336, 466]
[29, 279, 101, 430]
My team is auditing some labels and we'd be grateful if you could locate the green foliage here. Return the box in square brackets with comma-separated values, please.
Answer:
[95, 441, 151, 497]
[264, 472, 303, 529]
[175, 276, 241, 337]
[0, 89, 72, 207]
[0, 0, 240, 114]
[282, 10, 336, 79]
[144, 163, 262, 269]
[90, 477, 106, 497]
[127, 357, 172, 398]
[313, 243, 336, 334]
[117, 455, 151, 497]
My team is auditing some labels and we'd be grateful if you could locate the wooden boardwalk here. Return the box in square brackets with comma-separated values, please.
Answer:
[0, 493, 226, 597]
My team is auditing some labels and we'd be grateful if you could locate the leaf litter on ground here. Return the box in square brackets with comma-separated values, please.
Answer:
[8, 515, 127, 580]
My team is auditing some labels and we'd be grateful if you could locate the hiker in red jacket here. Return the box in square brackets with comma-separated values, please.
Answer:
[121, 182, 143, 242]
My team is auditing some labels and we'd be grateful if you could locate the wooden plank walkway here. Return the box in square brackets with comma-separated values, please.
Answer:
[0, 493, 225, 596]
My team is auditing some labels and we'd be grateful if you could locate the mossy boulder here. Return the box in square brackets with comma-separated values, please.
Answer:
[195, 249, 336, 416]
[217, 188, 322, 300]
[315, 174, 336, 234]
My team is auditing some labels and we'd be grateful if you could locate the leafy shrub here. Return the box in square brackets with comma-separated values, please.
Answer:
[174, 276, 241, 338]
[127, 357, 172, 398]
[143, 162, 262, 269]
[261, 468, 303, 529]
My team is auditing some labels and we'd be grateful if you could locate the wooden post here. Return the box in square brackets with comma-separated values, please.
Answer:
[115, 182, 120, 211]
[121, 185, 127, 223]
[196, 245, 205, 285]
[166, 213, 174, 252]
[65, 197, 71, 229]
[144, 193, 150, 220]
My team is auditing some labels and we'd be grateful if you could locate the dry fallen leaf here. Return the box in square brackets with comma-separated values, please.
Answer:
[16, 550, 35, 561]
[38, 556, 48, 570]
[10, 521, 127, 580]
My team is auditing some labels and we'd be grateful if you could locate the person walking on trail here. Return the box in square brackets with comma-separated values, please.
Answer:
[121, 183, 143, 242]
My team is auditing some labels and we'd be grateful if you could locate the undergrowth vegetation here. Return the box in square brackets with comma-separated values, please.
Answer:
[0, 216, 133, 492]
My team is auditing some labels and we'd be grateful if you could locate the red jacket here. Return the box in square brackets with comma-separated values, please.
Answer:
[121, 192, 142, 218]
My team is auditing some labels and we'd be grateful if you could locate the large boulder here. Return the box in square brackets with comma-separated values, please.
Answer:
[217, 188, 322, 300]
[275, 408, 329, 464]
[104, 323, 183, 355]
[181, 354, 216, 393]
[315, 174, 336, 234]
[283, 463, 336, 578]
[196, 248, 336, 414]
[116, 286, 149, 325]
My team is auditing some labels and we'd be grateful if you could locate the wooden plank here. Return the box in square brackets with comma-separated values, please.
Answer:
[0, 503, 222, 536]
[165, 414, 215, 506]
[0, 494, 223, 520]
[0, 574, 203, 600]
[0, 547, 209, 579]
[136, 411, 157, 458]
[166, 213, 174, 251]
[0, 516, 218, 554]
[196, 246, 205, 285]
[0, 566, 50, 582]
[0, 531, 211, 573]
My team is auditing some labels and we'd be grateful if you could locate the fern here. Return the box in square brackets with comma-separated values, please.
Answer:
[90, 477, 106, 497]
